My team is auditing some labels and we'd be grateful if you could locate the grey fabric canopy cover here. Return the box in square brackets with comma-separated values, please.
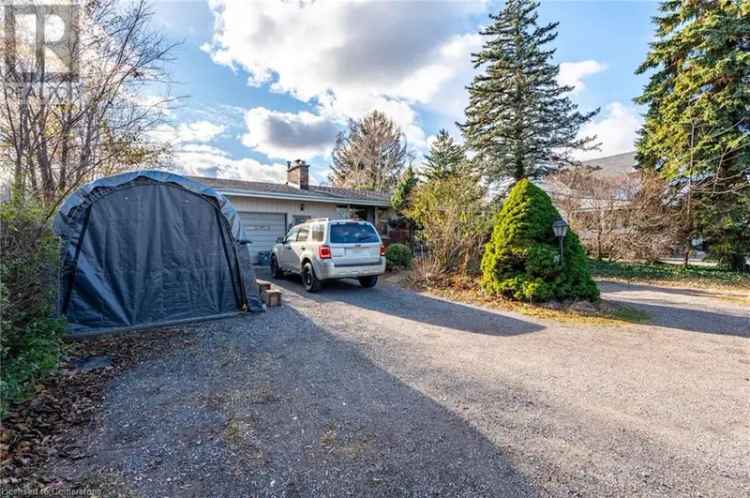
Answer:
[54, 170, 264, 334]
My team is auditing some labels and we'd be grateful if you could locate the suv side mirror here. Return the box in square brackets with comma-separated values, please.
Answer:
[238, 238, 252, 245]
[276, 236, 284, 244]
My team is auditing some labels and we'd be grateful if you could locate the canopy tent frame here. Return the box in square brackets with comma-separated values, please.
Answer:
[54, 170, 264, 335]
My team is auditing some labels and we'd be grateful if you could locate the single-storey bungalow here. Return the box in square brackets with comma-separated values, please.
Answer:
[190, 160, 396, 263]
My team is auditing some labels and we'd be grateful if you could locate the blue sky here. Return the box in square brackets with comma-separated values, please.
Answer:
[149, 0, 660, 184]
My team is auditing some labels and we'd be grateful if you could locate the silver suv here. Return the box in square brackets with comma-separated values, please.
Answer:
[271, 218, 386, 292]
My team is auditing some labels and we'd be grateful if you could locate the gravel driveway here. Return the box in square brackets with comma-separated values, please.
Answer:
[56, 273, 749, 497]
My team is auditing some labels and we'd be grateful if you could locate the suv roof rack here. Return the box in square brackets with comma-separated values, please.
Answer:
[300, 218, 372, 226]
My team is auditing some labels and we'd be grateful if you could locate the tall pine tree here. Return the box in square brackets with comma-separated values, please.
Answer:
[460, 0, 598, 181]
[635, 0, 750, 271]
[422, 129, 466, 180]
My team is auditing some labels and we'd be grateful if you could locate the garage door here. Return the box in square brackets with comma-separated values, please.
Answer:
[238, 212, 287, 264]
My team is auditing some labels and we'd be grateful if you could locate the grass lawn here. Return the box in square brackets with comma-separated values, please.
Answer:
[395, 272, 651, 326]
[588, 258, 750, 289]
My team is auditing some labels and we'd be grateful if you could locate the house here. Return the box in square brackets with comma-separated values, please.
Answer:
[580, 151, 638, 177]
[545, 151, 647, 259]
[541, 151, 639, 197]
[543, 151, 640, 212]
[190, 160, 395, 263]
[547, 151, 697, 260]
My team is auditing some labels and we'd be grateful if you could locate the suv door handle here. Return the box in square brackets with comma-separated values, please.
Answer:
[300, 246, 305, 250]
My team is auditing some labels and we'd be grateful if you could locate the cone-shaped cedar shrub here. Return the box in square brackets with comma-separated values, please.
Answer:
[481, 179, 599, 302]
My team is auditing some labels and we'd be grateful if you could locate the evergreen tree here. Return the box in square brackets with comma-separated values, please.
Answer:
[329, 111, 409, 191]
[391, 166, 419, 212]
[460, 0, 598, 181]
[423, 129, 465, 180]
[481, 179, 599, 302]
[635, 0, 750, 271]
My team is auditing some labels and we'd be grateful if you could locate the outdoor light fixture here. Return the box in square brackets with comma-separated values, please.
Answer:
[552, 218, 568, 263]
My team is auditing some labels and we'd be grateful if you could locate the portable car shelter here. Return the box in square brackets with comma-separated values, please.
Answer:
[54, 170, 264, 335]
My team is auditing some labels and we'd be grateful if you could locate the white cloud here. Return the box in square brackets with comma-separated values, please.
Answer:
[178, 143, 227, 155]
[203, 0, 488, 159]
[184, 104, 246, 129]
[419, 33, 484, 120]
[241, 107, 339, 160]
[558, 60, 606, 93]
[203, 0, 485, 102]
[150, 120, 225, 144]
[179, 121, 225, 142]
[174, 147, 287, 183]
[316, 94, 429, 154]
[148, 120, 286, 183]
[575, 102, 642, 160]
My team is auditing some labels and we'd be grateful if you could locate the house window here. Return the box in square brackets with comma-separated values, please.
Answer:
[293, 215, 310, 226]
[336, 206, 350, 219]
[351, 207, 372, 222]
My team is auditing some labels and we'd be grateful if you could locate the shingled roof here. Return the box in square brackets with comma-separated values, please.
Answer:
[581, 151, 638, 176]
[188, 176, 391, 207]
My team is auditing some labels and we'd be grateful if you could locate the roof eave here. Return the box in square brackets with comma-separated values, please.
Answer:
[218, 189, 390, 207]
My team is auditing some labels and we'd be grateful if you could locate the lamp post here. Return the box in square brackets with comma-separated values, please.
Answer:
[552, 218, 568, 263]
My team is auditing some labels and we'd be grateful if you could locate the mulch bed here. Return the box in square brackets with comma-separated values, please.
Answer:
[0, 328, 196, 495]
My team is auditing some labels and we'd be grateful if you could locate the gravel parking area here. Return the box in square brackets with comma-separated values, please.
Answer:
[54, 273, 749, 497]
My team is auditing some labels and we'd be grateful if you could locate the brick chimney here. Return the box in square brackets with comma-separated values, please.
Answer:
[287, 159, 309, 190]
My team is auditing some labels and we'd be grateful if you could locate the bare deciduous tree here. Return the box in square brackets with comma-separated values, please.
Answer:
[548, 168, 678, 261]
[407, 174, 491, 276]
[0, 0, 177, 212]
[329, 110, 409, 191]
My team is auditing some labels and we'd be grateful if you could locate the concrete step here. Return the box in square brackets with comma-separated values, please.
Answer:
[262, 289, 282, 307]
[257, 279, 281, 307]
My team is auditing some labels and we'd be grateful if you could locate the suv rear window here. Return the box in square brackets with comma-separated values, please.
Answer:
[330, 223, 379, 244]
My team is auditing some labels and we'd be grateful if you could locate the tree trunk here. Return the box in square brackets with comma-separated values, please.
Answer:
[729, 253, 747, 273]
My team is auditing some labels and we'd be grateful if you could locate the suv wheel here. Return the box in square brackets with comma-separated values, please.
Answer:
[270, 256, 282, 279]
[358, 276, 378, 288]
[302, 262, 321, 292]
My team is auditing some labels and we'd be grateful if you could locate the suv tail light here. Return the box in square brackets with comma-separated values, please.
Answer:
[380, 244, 385, 256]
[318, 245, 332, 259]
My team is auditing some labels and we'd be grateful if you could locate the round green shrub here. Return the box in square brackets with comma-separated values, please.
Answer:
[385, 243, 413, 270]
[481, 179, 599, 302]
